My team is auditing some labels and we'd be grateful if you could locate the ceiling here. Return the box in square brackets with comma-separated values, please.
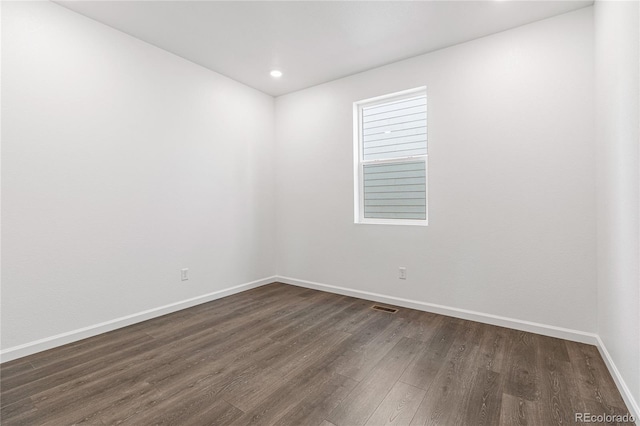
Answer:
[56, 1, 593, 97]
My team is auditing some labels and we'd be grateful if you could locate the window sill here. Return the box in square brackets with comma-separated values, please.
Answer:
[355, 219, 428, 227]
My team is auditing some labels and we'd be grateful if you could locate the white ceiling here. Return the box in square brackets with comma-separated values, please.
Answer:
[56, 1, 593, 97]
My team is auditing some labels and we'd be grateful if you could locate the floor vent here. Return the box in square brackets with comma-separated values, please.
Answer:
[371, 305, 398, 314]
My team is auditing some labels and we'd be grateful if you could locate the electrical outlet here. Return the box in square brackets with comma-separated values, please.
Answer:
[399, 267, 407, 280]
[181, 268, 189, 281]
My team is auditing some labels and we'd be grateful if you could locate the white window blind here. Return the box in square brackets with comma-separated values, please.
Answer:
[362, 96, 427, 161]
[355, 89, 428, 225]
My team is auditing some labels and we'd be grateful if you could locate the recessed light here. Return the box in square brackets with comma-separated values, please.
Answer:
[270, 70, 283, 78]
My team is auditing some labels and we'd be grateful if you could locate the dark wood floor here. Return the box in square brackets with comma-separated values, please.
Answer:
[0, 283, 632, 425]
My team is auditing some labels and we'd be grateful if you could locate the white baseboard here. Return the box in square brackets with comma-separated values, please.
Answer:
[0, 276, 277, 363]
[595, 336, 640, 422]
[3, 274, 637, 422]
[277, 276, 599, 345]
[279, 276, 640, 421]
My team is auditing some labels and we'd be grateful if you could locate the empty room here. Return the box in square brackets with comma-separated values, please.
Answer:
[1, 0, 639, 425]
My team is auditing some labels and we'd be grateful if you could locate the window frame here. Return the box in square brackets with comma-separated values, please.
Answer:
[353, 87, 428, 226]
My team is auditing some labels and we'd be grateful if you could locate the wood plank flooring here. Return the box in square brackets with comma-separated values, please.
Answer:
[0, 283, 633, 425]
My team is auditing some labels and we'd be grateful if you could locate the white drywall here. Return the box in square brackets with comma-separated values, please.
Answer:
[1, 1, 276, 351]
[275, 8, 597, 333]
[4, 5, 637, 415]
[595, 0, 640, 413]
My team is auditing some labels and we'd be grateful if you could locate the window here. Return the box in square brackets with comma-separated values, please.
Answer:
[354, 87, 428, 225]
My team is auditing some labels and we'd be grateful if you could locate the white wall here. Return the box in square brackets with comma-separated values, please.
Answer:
[1, 1, 276, 351]
[595, 0, 640, 413]
[276, 8, 596, 333]
[2, 3, 637, 412]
